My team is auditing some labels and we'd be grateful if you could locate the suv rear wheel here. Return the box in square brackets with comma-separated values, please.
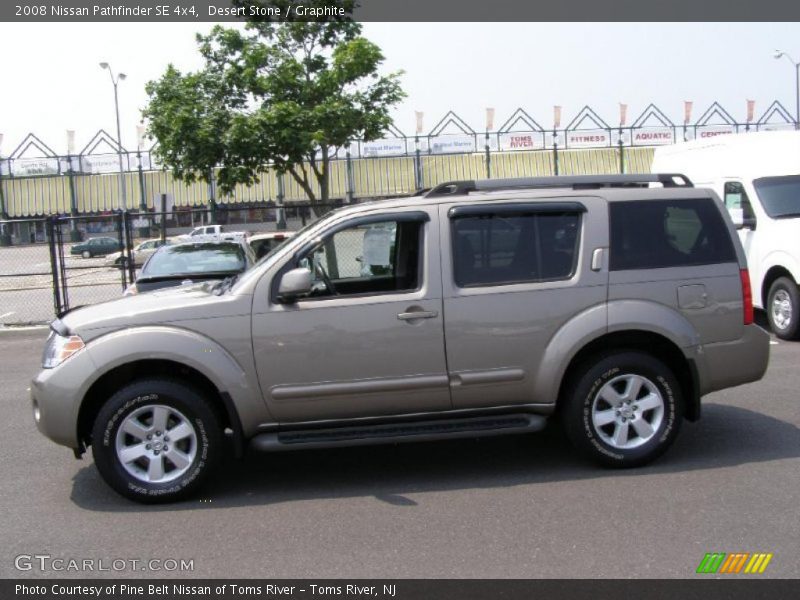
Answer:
[767, 277, 800, 340]
[562, 352, 683, 468]
[91, 379, 222, 503]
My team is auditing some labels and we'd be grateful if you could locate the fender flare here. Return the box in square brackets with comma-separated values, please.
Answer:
[533, 300, 697, 404]
[82, 326, 268, 440]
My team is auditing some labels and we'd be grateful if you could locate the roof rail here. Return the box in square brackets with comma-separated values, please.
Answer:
[424, 174, 693, 197]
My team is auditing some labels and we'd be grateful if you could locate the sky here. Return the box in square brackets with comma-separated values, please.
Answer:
[0, 21, 799, 155]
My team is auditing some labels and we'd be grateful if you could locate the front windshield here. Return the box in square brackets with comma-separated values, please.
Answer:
[231, 209, 342, 291]
[753, 175, 800, 219]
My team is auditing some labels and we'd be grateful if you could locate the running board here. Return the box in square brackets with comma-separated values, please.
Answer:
[249, 413, 548, 452]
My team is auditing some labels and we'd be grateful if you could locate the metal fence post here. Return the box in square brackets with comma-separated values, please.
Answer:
[136, 148, 150, 238]
[276, 171, 287, 230]
[47, 216, 70, 316]
[414, 136, 423, 190]
[484, 132, 492, 179]
[207, 167, 217, 225]
[116, 212, 127, 291]
[160, 194, 167, 244]
[46, 217, 62, 316]
[552, 130, 560, 176]
[618, 128, 625, 174]
[66, 156, 81, 242]
[345, 147, 355, 204]
[124, 211, 135, 285]
[0, 160, 10, 246]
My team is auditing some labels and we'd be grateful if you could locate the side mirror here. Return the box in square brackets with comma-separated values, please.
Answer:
[730, 208, 756, 230]
[277, 267, 312, 303]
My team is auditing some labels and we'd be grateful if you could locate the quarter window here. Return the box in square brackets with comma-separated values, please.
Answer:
[609, 199, 736, 271]
[451, 210, 581, 287]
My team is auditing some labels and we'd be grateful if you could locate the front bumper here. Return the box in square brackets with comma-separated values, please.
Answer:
[30, 346, 98, 450]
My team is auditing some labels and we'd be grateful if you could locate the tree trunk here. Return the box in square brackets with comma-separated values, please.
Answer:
[312, 147, 331, 218]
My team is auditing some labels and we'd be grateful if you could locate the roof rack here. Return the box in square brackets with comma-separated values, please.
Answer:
[424, 174, 693, 197]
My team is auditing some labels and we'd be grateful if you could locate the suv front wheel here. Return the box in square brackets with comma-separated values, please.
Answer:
[562, 352, 683, 468]
[91, 379, 222, 503]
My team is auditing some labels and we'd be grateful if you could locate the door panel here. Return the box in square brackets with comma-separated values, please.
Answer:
[440, 198, 609, 409]
[251, 208, 451, 422]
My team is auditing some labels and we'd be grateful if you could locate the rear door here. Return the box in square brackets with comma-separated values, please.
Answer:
[440, 197, 608, 409]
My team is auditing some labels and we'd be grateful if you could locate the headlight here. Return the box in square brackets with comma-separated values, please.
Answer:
[42, 332, 85, 369]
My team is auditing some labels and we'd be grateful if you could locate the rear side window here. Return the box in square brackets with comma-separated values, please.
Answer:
[609, 199, 736, 271]
[451, 209, 581, 287]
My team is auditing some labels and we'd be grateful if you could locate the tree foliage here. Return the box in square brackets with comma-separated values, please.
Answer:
[143, 1, 404, 203]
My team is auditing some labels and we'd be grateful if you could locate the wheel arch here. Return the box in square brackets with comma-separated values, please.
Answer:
[556, 330, 700, 422]
[74, 325, 267, 457]
[77, 359, 245, 458]
[761, 265, 797, 308]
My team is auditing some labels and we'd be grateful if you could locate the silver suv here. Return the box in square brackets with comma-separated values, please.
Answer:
[31, 175, 770, 503]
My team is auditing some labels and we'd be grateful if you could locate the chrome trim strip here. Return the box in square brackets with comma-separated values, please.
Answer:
[271, 374, 450, 401]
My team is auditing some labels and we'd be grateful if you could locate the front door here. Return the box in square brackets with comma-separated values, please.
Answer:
[251, 208, 451, 423]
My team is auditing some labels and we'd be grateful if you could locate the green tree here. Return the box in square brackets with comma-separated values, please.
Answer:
[143, 1, 404, 206]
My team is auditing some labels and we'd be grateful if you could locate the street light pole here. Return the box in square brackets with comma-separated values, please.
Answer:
[774, 50, 800, 130]
[99, 62, 128, 211]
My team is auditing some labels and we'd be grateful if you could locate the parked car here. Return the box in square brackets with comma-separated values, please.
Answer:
[104, 238, 172, 268]
[69, 236, 121, 258]
[175, 224, 248, 243]
[124, 240, 255, 296]
[652, 131, 800, 339]
[248, 231, 295, 260]
[32, 174, 769, 503]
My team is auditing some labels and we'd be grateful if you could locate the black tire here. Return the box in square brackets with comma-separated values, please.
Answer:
[562, 352, 683, 468]
[91, 378, 222, 503]
[767, 277, 800, 340]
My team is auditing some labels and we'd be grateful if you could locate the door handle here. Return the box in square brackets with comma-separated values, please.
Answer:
[397, 310, 439, 321]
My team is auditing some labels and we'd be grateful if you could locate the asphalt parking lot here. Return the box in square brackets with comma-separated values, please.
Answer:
[1, 327, 798, 579]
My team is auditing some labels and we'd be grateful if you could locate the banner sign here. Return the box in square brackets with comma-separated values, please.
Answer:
[696, 125, 736, 139]
[631, 127, 674, 146]
[82, 154, 126, 174]
[566, 129, 610, 148]
[757, 122, 796, 132]
[498, 132, 546, 151]
[10, 157, 59, 176]
[429, 135, 476, 154]
[362, 139, 408, 157]
[746, 100, 755, 123]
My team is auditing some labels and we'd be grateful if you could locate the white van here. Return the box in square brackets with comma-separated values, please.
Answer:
[652, 131, 800, 340]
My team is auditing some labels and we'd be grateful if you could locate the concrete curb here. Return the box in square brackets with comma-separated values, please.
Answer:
[0, 325, 49, 337]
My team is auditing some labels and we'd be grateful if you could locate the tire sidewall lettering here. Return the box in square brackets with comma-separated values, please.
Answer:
[580, 363, 675, 461]
[99, 390, 212, 498]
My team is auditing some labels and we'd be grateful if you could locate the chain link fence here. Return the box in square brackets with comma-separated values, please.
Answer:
[0, 202, 340, 326]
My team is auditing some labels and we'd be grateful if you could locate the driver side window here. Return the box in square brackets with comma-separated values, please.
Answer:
[724, 181, 755, 220]
[299, 218, 423, 298]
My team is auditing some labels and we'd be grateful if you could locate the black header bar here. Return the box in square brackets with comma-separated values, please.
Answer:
[3, 0, 800, 22]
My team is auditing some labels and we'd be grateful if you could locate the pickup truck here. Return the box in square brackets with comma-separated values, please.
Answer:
[176, 225, 247, 243]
